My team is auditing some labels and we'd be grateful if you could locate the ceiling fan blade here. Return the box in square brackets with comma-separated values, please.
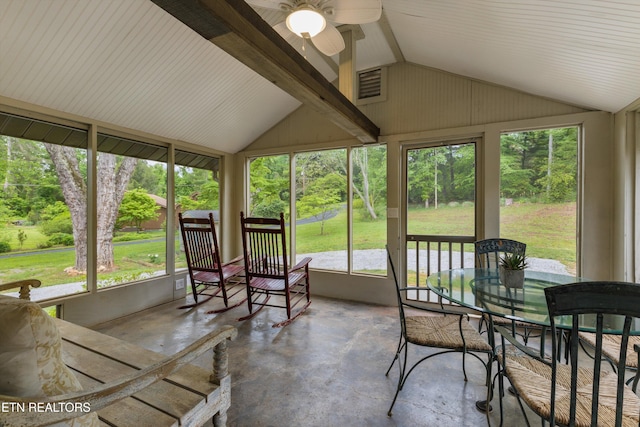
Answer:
[329, 0, 382, 24]
[273, 21, 300, 44]
[244, 0, 286, 11]
[311, 24, 345, 56]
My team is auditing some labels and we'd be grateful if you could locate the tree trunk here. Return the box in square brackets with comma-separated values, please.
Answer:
[343, 149, 377, 220]
[96, 154, 137, 269]
[44, 144, 89, 270]
[45, 145, 137, 271]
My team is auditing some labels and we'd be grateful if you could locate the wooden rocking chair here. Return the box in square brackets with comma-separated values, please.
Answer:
[239, 212, 311, 327]
[178, 212, 246, 312]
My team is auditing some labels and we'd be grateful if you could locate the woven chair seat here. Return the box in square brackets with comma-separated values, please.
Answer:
[578, 332, 640, 369]
[406, 316, 492, 352]
[503, 353, 640, 427]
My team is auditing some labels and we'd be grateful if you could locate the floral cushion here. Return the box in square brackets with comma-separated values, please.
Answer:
[0, 295, 100, 426]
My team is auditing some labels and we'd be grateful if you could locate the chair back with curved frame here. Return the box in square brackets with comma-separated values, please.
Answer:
[475, 238, 526, 269]
[384, 245, 492, 417]
[474, 238, 534, 341]
[239, 212, 311, 327]
[179, 212, 245, 311]
[499, 282, 640, 426]
[546, 282, 640, 426]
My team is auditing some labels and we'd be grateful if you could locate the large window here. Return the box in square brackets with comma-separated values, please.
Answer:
[247, 146, 387, 276]
[174, 152, 221, 273]
[95, 134, 168, 288]
[0, 114, 88, 301]
[0, 112, 228, 302]
[295, 149, 348, 271]
[351, 145, 387, 275]
[500, 127, 578, 275]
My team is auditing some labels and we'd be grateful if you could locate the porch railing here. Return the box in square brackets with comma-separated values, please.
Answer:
[406, 234, 476, 304]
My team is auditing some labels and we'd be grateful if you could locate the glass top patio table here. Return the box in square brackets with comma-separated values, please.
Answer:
[427, 268, 638, 333]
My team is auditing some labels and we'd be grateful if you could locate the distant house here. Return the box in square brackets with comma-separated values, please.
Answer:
[140, 194, 167, 231]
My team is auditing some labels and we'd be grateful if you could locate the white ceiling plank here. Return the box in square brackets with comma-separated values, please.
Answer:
[2, 0, 640, 154]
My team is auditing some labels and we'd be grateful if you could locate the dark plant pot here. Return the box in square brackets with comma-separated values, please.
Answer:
[499, 266, 525, 288]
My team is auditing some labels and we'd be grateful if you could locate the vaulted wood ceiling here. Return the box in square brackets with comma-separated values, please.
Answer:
[1, 0, 639, 154]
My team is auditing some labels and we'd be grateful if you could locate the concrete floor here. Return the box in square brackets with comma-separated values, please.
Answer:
[92, 294, 534, 427]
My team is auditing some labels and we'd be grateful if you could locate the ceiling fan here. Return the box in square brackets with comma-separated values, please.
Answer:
[246, 0, 382, 56]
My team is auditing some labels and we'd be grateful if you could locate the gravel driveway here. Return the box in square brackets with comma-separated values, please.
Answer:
[300, 249, 570, 275]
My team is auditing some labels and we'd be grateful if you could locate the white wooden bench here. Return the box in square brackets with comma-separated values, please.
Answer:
[0, 280, 237, 427]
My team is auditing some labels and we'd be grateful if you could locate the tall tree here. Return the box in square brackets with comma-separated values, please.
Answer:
[44, 144, 136, 271]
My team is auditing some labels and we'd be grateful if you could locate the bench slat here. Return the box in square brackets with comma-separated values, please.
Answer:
[72, 370, 178, 427]
[62, 340, 205, 423]
[55, 319, 219, 396]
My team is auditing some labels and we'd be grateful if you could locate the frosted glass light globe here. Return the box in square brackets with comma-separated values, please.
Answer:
[286, 8, 326, 38]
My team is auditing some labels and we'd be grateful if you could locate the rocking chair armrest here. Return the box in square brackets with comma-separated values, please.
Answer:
[290, 257, 312, 272]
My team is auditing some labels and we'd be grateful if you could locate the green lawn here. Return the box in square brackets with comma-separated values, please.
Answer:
[0, 230, 168, 286]
[0, 201, 576, 287]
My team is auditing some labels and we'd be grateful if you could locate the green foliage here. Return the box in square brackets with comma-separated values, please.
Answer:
[499, 253, 528, 270]
[113, 233, 142, 242]
[129, 161, 167, 197]
[39, 210, 73, 236]
[0, 200, 12, 224]
[47, 233, 74, 246]
[297, 172, 343, 235]
[249, 155, 289, 217]
[500, 127, 577, 201]
[0, 241, 10, 253]
[117, 189, 159, 232]
[17, 229, 27, 249]
[252, 198, 287, 219]
[175, 166, 219, 210]
[40, 201, 69, 221]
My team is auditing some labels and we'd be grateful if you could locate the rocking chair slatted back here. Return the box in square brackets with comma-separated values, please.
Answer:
[243, 217, 287, 279]
[178, 212, 245, 311]
[181, 216, 222, 274]
[239, 212, 311, 327]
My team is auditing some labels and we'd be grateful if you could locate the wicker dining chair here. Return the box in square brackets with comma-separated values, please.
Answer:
[497, 281, 640, 427]
[384, 245, 493, 416]
[178, 212, 246, 311]
[578, 331, 640, 381]
[474, 238, 541, 343]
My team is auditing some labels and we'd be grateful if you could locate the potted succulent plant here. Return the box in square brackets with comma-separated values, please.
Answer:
[499, 252, 528, 288]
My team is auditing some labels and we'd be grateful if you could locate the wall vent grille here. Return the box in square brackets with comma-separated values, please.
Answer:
[358, 68, 382, 99]
[357, 67, 386, 105]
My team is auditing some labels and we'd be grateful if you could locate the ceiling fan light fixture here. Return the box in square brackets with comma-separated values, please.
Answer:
[286, 8, 326, 38]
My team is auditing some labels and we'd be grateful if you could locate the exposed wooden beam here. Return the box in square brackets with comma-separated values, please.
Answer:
[151, 0, 380, 143]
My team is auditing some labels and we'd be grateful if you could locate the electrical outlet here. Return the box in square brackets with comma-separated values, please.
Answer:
[175, 278, 185, 290]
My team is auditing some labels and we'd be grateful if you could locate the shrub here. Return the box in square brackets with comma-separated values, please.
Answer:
[113, 233, 143, 242]
[0, 241, 10, 253]
[48, 233, 74, 246]
[40, 211, 73, 236]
